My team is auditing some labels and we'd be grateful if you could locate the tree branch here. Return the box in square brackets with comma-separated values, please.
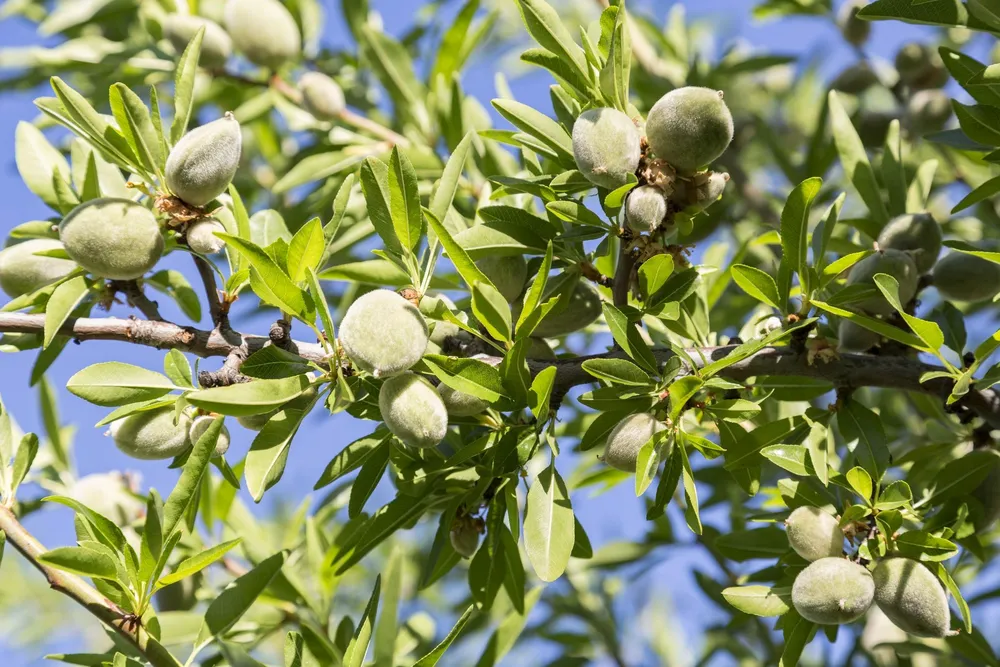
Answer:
[2, 312, 998, 428]
[111, 280, 163, 321]
[192, 255, 224, 328]
[0, 505, 181, 667]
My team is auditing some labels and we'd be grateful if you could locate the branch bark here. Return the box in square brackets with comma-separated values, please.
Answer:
[2, 312, 997, 427]
[192, 255, 224, 328]
[0, 505, 181, 667]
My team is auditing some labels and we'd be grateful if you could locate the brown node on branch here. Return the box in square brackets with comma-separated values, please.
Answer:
[397, 287, 421, 307]
[155, 193, 206, 225]
[269, 319, 293, 350]
[579, 262, 613, 288]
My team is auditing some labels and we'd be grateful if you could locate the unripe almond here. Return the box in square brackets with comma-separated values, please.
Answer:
[831, 62, 879, 95]
[625, 185, 668, 233]
[873, 558, 950, 638]
[792, 557, 875, 625]
[838, 319, 881, 353]
[59, 198, 164, 280]
[932, 252, 1000, 302]
[646, 87, 734, 173]
[838, 0, 871, 47]
[378, 374, 448, 448]
[572, 108, 641, 189]
[110, 407, 192, 460]
[603, 413, 668, 473]
[846, 249, 919, 315]
[895, 43, 947, 89]
[165, 114, 242, 208]
[186, 218, 227, 255]
[162, 14, 233, 68]
[67, 472, 143, 525]
[237, 409, 276, 431]
[907, 89, 952, 136]
[438, 384, 489, 418]
[224, 0, 301, 69]
[876, 213, 942, 274]
[785, 506, 844, 562]
[671, 171, 729, 214]
[476, 255, 527, 302]
[856, 111, 897, 148]
[299, 71, 346, 120]
[189, 415, 231, 456]
[0, 239, 76, 298]
[450, 523, 479, 558]
[532, 279, 603, 338]
[339, 289, 429, 377]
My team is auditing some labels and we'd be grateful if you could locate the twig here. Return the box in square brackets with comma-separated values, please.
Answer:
[193, 255, 225, 329]
[337, 108, 411, 148]
[0, 505, 182, 667]
[2, 312, 999, 428]
[112, 280, 163, 321]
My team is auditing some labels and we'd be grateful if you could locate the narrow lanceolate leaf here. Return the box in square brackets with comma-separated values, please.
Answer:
[471, 281, 512, 342]
[731, 264, 781, 310]
[343, 576, 381, 667]
[412, 605, 476, 667]
[245, 390, 319, 502]
[828, 91, 889, 226]
[171, 26, 204, 144]
[388, 146, 423, 252]
[523, 463, 574, 582]
[286, 217, 325, 283]
[38, 546, 118, 580]
[873, 274, 945, 354]
[197, 551, 285, 643]
[516, 241, 553, 335]
[157, 539, 243, 587]
[109, 83, 163, 178]
[187, 375, 312, 417]
[423, 208, 495, 291]
[528, 365, 557, 422]
[163, 416, 223, 537]
[348, 438, 390, 518]
[66, 362, 177, 407]
[779, 176, 822, 300]
[216, 233, 313, 320]
[474, 587, 543, 667]
[722, 585, 792, 617]
[44, 275, 88, 348]
[883, 120, 907, 216]
[515, 0, 589, 84]
[14, 120, 71, 210]
[430, 132, 474, 222]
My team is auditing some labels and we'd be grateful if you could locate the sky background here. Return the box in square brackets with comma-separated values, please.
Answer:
[2, 1, 997, 666]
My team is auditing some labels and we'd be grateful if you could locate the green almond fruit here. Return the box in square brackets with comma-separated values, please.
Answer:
[792, 557, 875, 625]
[186, 218, 227, 255]
[846, 249, 918, 315]
[785, 506, 844, 562]
[625, 185, 668, 233]
[646, 87, 734, 173]
[932, 252, 1000, 302]
[224, 0, 301, 69]
[856, 111, 898, 148]
[165, 113, 242, 208]
[532, 278, 603, 338]
[155, 573, 202, 612]
[907, 89, 952, 136]
[0, 238, 76, 298]
[476, 255, 528, 302]
[876, 213, 942, 274]
[831, 62, 880, 95]
[450, 523, 480, 558]
[340, 289, 429, 377]
[60, 198, 164, 280]
[895, 43, 947, 89]
[378, 373, 448, 448]
[110, 407, 192, 460]
[189, 414, 230, 456]
[838, 0, 871, 46]
[299, 71, 346, 120]
[572, 108, 641, 190]
[67, 472, 143, 525]
[671, 171, 730, 214]
[162, 14, 233, 68]
[873, 558, 950, 638]
[438, 384, 489, 417]
[838, 319, 881, 353]
[237, 409, 277, 431]
[603, 413, 668, 473]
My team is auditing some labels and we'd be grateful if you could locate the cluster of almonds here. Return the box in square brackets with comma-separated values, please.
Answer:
[571, 87, 734, 240]
[109, 408, 231, 460]
[838, 213, 1000, 353]
[784, 507, 951, 638]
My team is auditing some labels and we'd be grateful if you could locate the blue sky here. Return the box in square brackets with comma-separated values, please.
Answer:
[3, 1, 996, 665]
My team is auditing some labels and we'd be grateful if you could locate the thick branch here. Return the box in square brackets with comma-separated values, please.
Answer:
[1, 312, 997, 427]
[0, 505, 181, 667]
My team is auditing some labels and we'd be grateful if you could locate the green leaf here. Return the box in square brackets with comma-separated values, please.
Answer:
[163, 416, 223, 537]
[679, 441, 702, 534]
[66, 362, 176, 407]
[171, 26, 203, 144]
[471, 281, 512, 342]
[38, 546, 118, 580]
[953, 101, 1000, 145]
[109, 83, 163, 179]
[157, 539, 242, 587]
[430, 132, 474, 223]
[876, 480, 912, 510]
[714, 527, 789, 561]
[812, 299, 927, 350]
[779, 610, 815, 667]
[934, 563, 972, 635]
[837, 398, 890, 482]
[928, 450, 999, 504]
[514, 0, 589, 86]
[187, 375, 312, 417]
[828, 91, 889, 226]
[240, 346, 313, 380]
[412, 605, 476, 667]
[857, 0, 982, 29]
[286, 218, 325, 284]
[492, 99, 574, 165]
[598, 4, 630, 111]
[895, 531, 958, 562]
[314, 430, 392, 490]
[388, 147, 423, 252]
[146, 269, 202, 322]
[602, 303, 657, 373]
[348, 439, 390, 518]
[528, 365, 557, 422]
[760, 444, 815, 476]
[732, 264, 781, 310]
[882, 120, 907, 216]
[669, 376, 704, 422]
[163, 349, 193, 388]
[198, 551, 285, 643]
[873, 273, 944, 353]
[722, 585, 792, 617]
[637, 254, 675, 302]
[524, 462, 574, 582]
[473, 587, 542, 667]
[343, 575, 381, 667]
[516, 241, 553, 335]
[217, 233, 313, 321]
[581, 358, 651, 387]
[245, 390, 319, 502]
[779, 176, 822, 300]
[423, 355, 506, 402]
[845, 466, 874, 504]
[14, 121, 71, 210]
[44, 275, 88, 348]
